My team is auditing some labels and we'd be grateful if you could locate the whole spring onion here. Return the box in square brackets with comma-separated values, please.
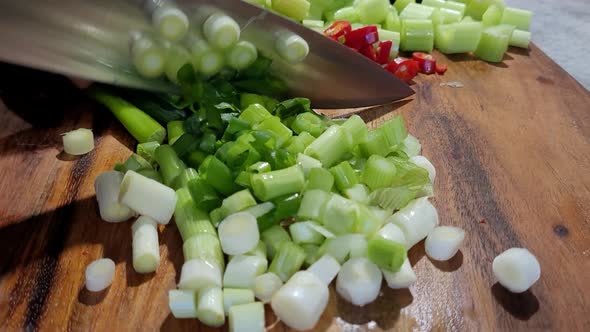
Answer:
[62, 128, 94, 155]
[94, 171, 134, 223]
[270, 271, 329, 331]
[336, 257, 382, 306]
[218, 212, 260, 255]
[493, 248, 541, 293]
[131, 216, 161, 273]
[85, 258, 115, 292]
[254, 272, 283, 303]
[119, 170, 177, 224]
[425, 226, 465, 261]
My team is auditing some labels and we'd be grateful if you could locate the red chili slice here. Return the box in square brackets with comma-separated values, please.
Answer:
[375, 41, 393, 65]
[344, 25, 379, 50]
[324, 21, 352, 42]
[435, 63, 448, 74]
[385, 58, 419, 83]
[412, 52, 436, 75]
[360, 44, 377, 62]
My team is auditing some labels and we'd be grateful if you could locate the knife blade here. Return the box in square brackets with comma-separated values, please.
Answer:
[0, 0, 414, 108]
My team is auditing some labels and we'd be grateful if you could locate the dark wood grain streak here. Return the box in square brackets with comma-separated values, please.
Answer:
[1, 44, 590, 331]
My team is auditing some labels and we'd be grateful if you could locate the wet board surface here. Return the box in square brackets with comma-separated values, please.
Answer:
[0, 45, 589, 331]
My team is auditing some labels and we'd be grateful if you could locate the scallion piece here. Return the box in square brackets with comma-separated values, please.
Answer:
[358, 129, 390, 157]
[198, 49, 226, 76]
[388, 197, 439, 248]
[269, 242, 306, 282]
[251, 165, 305, 201]
[304, 125, 349, 167]
[302, 19, 325, 29]
[178, 258, 222, 290]
[377, 222, 408, 249]
[296, 153, 322, 176]
[272, 0, 311, 21]
[400, 134, 421, 157]
[175, 188, 216, 241]
[85, 258, 115, 292]
[173, 168, 199, 190]
[196, 286, 225, 327]
[343, 183, 370, 204]
[155, 144, 186, 187]
[291, 112, 327, 138]
[493, 248, 541, 293]
[425, 226, 465, 261]
[297, 189, 330, 221]
[229, 302, 265, 332]
[261, 225, 292, 258]
[254, 117, 293, 148]
[361, 155, 396, 191]
[131, 216, 160, 273]
[289, 222, 325, 245]
[239, 104, 273, 126]
[129, 34, 166, 78]
[182, 234, 224, 274]
[223, 288, 255, 316]
[119, 170, 177, 224]
[167, 120, 185, 145]
[152, 6, 189, 42]
[223, 255, 268, 289]
[218, 212, 260, 255]
[384, 8, 402, 32]
[382, 258, 417, 289]
[187, 178, 221, 212]
[62, 128, 94, 155]
[367, 237, 406, 272]
[169, 289, 198, 318]
[227, 41, 258, 70]
[304, 167, 334, 192]
[307, 254, 341, 285]
[164, 44, 192, 82]
[203, 13, 240, 50]
[94, 171, 134, 223]
[330, 161, 359, 192]
[136, 141, 160, 166]
[137, 168, 164, 183]
[336, 257, 382, 306]
[87, 87, 166, 144]
[199, 155, 239, 195]
[321, 194, 358, 235]
[254, 272, 283, 303]
[275, 32, 310, 63]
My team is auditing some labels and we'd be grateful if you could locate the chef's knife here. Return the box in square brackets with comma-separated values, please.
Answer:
[0, 0, 414, 108]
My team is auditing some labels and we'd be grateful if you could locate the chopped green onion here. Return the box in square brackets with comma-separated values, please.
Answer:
[155, 144, 186, 187]
[129, 34, 166, 78]
[119, 170, 177, 224]
[243, 202, 275, 219]
[169, 289, 198, 318]
[382, 258, 416, 289]
[353, 205, 381, 237]
[369, 186, 418, 211]
[270, 271, 329, 331]
[367, 237, 406, 272]
[251, 165, 305, 201]
[304, 221, 335, 239]
[228, 302, 265, 332]
[400, 134, 421, 157]
[492, 248, 541, 293]
[336, 257, 382, 306]
[136, 141, 160, 165]
[388, 197, 439, 247]
[218, 212, 260, 255]
[302, 243, 321, 266]
[94, 171, 134, 223]
[304, 167, 334, 192]
[175, 188, 215, 241]
[178, 258, 223, 290]
[187, 178, 221, 212]
[203, 13, 241, 50]
[297, 189, 331, 221]
[291, 112, 327, 138]
[466, 0, 495, 20]
[173, 167, 199, 190]
[425, 226, 465, 261]
[307, 254, 341, 285]
[343, 183, 370, 204]
[330, 161, 359, 192]
[254, 117, 293, 148]
[321, 194, 358, 235]
[289, 222, 325, 245]
[358, 129, 390, 157]
[377, 222, 408, 249]
[222, 189, 258, 215]
[304, 125, 349, 167]
[269, 242, 306, 282]
[272, 0, 311, 21]
[198, 49, 226, 76]
[297, 153, 322, 176]
[85, 258, 115, 292]
[183, 234, 224, 270]
[152, 6, 189, 42]
[196, 286, 225, 327]
[223, 255, 268, 289]
[137, 168, 164, 183]
[131, 216, 160, 273]
[240, 241, 268, 260]
[341, 115, 368, 147]
[62, 128, 94, 155]
[117, 153, 153, 174]
[361, 155, 396, 191]
[227, 41, 258, 70]
[87, 87, 166, 143]
[261, 225, 292, 259]
[199, 155, 240, 195]
[167, 120, 185, 145]
[239, 104, 273, 125]
[275, 33, 310, 63]
[223, 288, 255, 316]
[254, 272, 283, 303]
[164, 44, 192, 82]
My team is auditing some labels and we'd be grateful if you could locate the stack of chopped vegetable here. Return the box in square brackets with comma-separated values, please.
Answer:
[77, 3, 542, 331]
[247, 0, 533, 81]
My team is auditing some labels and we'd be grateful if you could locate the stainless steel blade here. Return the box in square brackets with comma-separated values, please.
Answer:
[0, 0, 414, 108]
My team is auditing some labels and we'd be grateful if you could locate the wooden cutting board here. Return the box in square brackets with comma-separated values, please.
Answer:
[0, 45, 589, 331]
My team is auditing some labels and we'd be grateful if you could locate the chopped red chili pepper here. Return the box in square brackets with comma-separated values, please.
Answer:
[360, 44, 377, 62]
[344, 25, 379, 50]
[435, 63, 448, 75]
[324, 21, 352, 42]
[412, 52, 436, 75]
[375, 41, 393, 65]
[385, 58, 419, 83]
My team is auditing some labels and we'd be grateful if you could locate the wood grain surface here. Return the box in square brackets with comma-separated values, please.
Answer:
[0, 45, 589, 331]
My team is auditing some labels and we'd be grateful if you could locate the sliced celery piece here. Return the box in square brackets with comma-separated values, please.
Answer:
[302, 19, 325, 29]
[400, 3, 435, 20]
[332, 6, 360, 23]
[356, 0, 389, 24]
[321, 194, 358, 235]
[501, 7, 533, 31]
[272, 0, 311, 21]
[444, 1, 466, 17]
[466, 0, 494, 20]
[435, 22, 483, 54]
[330, 161, 359, 192]
[393, 0, 415, 13]
[474, 24, 515, 63]
[422, 0, 445, 8]
[297, 189, 331, 220]
[400, 19, 434, 52]
[510, 29, 531, 49]
[304, 125, 349, 167]
[482, 5, 503, 27]
[269, 242, 306, 282]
